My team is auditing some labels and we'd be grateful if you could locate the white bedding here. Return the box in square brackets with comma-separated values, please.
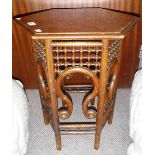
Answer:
[127, 70, 142, 155]
[12, 80, 29, 155]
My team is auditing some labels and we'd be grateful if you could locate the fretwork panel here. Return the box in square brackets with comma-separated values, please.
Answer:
[51, 41, 103, 77]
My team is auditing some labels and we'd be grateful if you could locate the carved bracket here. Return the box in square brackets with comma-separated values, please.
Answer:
[37, 60, 48, 101]
[56, 67, 99, 120]
[105, 58, 119, 112]
[36, 60, 50, 124]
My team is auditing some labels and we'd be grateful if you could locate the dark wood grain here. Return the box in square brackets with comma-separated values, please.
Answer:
[12, 0, 142, 88]
[15, 8, 138, 36]
[12, 20, 38, 88]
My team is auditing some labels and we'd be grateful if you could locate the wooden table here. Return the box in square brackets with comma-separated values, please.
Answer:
[14, 7, 139, 150]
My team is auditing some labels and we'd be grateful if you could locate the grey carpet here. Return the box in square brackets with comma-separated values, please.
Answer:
[25, 89, 132, 155]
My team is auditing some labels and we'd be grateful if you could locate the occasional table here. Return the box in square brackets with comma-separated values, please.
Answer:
[14, 7, 139, 150]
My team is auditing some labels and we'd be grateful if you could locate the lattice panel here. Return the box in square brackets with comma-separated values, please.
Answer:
[33, 40, 47, 69]
[51, 41, 103, 76]
[107, 40, 121, 69]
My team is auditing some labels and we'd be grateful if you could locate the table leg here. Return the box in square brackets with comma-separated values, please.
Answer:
[108, 92, 116, 124]
[55, 134, 62, 150]
[94, 39, 109, 149]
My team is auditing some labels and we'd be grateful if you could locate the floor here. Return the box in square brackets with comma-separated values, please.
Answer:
[25, 89, 132, 155]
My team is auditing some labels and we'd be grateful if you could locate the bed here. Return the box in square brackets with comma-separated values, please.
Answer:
[12, 80, 29, 155]
[127, 69, 142, 155]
